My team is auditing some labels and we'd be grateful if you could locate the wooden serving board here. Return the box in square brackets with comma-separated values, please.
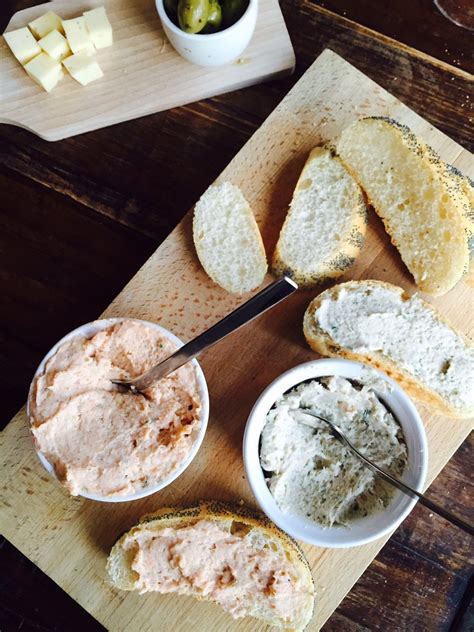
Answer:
[1, 49, 473, 631]
[0, 0, 294, 141]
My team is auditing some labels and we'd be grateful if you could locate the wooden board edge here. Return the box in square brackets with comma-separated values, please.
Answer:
[311, 4, 473, 80]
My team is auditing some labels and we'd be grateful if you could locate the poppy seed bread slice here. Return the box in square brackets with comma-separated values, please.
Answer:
[272, 146, 367, 287]
[193, 182, 267, 294]
[107, 501, 315, 631]
[336, 117, 469, 296]
[444, 164, 474, 259]
[303, 280, 474, 419]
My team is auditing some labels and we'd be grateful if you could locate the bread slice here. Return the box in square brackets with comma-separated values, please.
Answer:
[272, 146, 367, 287]
[303, 280, 474, 419]
[336, 117, 469, 296]
[107, 501, 315, 631]
[193, 182, 267, 294]
[444, 163, 474, 260]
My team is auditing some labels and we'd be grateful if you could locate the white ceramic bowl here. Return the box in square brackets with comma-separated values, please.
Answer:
[27, 318, 210, 503]
[243, 358, 428, 548]
[156, 0, 258, 66]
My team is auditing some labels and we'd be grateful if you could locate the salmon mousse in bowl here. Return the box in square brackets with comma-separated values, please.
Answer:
[27, 318, 209, 502]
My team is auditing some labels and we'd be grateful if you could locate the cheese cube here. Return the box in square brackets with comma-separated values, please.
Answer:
[3, 27, 41, 64]
[24, 53, 63, 92]
[38, 29, 71, 61]
[83, 7, 113, 49]
[63, 52, 103, 86]
[62, 17, 95, 54]
[28, 11, 64, 39]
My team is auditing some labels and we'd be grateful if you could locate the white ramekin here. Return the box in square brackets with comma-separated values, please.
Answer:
[27, 318, 210, 503]
[156, 0, 258, 66]
[243, 358, 428, 548]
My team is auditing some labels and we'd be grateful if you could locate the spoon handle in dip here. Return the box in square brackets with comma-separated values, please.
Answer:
[300, 410, 474, 536]
[114, 276, 298, 392]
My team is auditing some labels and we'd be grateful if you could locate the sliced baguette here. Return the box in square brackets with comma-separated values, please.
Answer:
[193, 182, 267, 294]
[336, 117, 469, 296]
[444, 163, 474, 259]
[272, 146, 367, 287]
[107, 501, 315, 631]
[303, 280, 474, 419]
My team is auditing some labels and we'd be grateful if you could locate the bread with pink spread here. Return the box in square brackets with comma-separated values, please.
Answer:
[107, 501, 315, 630]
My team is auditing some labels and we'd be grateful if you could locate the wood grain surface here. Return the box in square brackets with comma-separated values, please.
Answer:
[1, 1, 473, 631]
[0, 0, 294, 140]
[1, 48, 473, 632]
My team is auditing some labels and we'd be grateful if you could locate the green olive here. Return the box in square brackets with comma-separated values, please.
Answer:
[164, 0, 179, 18]
[221, 0, 248, 27]
[202, 0, 222, 32]
[178, 0, 210, 33]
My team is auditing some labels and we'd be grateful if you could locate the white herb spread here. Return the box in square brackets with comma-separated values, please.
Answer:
[315, 285, 474, 412]
[260, 376, 407, 527]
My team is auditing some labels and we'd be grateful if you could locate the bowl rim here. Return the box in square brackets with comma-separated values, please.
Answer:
[27, 317, 210, 503]
[156, 0, 256, 41]
[243, 358, 428, 548]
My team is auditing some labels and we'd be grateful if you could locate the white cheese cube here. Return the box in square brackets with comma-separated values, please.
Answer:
[24, 53, 64, 92]
[28, 11, 64, 39]
[62, 17, 95, 54]
[63, 52, 103, 86]
[83, 7, 113, 49]
[38, 29, 71, 61]
[3, 27, 41, 64]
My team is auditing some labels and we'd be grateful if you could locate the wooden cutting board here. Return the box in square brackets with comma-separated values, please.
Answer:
[0, 0, 294, 141]
[0, 49, 473, 632]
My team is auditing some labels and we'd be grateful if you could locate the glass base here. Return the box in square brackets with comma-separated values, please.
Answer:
[434, 0, 474, 30]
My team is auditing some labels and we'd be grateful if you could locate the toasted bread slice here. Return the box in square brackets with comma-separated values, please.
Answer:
[193, 182, 267, 294]
[272, 146, 367, 287]
[336, 117, 469, 296]
[303, 280, 474, 419]
[107, 501, 315, 631]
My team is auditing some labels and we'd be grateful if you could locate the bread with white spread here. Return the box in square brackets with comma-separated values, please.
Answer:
[193, 182, 267, 294]
[107, 501, 315, 631]
[272, 146, 367, 287]
[303, 280, 474, 419]
[336, 117, 469, 296]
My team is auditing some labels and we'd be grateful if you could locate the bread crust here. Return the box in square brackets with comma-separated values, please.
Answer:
[107, 500, 315, 631]
[445, 168, 474, 285]
[303, 280, 474, 419]
[272, 146, 367, 288]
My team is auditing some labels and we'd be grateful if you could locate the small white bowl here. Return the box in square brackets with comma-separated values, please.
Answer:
[156, 0, 258, 66]
[243, 359, 428, 548]
[27, 318, 210, 503]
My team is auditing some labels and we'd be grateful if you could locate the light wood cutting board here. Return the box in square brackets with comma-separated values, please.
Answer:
[0, 0, 294, 141]
[0, 49, 473, 632]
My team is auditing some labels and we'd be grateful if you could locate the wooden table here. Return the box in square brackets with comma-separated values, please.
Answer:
[1, 1, 472, 630]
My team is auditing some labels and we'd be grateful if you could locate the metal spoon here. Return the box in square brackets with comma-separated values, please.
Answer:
[298, 409, 474, 536]
[112, 276, 298, 393]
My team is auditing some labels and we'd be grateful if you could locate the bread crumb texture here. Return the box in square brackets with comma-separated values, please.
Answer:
[336, 117, 469, 296]
[193, 182, 267, 294]
[272, 146, 366, 287]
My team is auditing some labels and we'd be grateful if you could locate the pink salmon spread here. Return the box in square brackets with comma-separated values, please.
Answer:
[123, 520, 308, 621]
[29, 320, 201, 497]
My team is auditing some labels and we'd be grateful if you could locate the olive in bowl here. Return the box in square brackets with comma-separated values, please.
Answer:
[156, 0, 258, 66]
